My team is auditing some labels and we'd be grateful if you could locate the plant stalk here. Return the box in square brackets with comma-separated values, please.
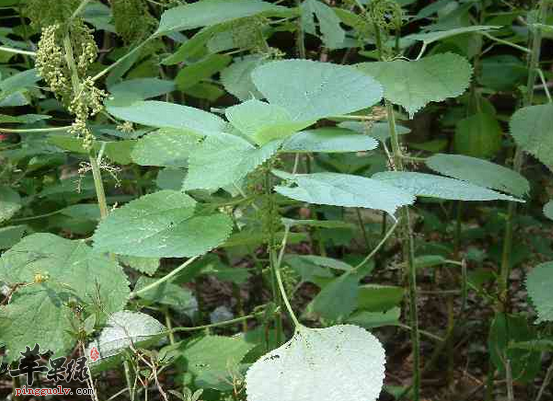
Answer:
[386, 100, 421, 401]
[499, 0, 549, 309]
[130, 256, 199, 298]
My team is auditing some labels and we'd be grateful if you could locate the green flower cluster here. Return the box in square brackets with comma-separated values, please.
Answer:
[24, 0, 80, 29]
[111, 0, 156, 44]
[36, 20, 106, 149]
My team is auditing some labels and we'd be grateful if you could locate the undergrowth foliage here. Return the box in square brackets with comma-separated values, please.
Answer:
[0, 1, 552, 401]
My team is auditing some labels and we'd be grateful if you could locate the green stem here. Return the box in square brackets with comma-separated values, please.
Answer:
[70, 0, 92, 21]
[295, 0, 306, 58]
[130, 256, 200, 298]
[273, 226, 301, 327]
[499, 0, 549, 308]
[479, 31, 531, 54]
[89, 155, 109, 219]
[265, 170, 284, 344]
[386, 99, 421, 401]
[124, 361, 136, 401]
[169, 310, 267, 334]
[354, 219, 399, 270]
[0, 126, 70, 134]
[0, 46, 36, 57]
[91, 36, 154, 83]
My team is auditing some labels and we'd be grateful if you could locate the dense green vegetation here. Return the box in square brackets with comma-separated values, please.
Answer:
[0, 0, 552, 400]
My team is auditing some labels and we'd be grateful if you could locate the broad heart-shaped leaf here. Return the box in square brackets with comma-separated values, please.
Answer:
[0, 234, 130, 313]
[93, 191, 233, 257]
[0, 234, 130, 361]
[0, 284, 76, 362]
[225, 99, 313, 146]
[454, 112, 502, 159]
[338, 121, 411, 143]
[0, 185, 21, 223]
[373, 172, 523, 202]
[156, 0, 288, 35]
[272, 170, 415, 218]
[301, 0, 345, 49]
[510, 103, 553, 170]
[246, 325, 386, 401]
[252, 59, 383, 122]
[106, 100, 226, 136]
[86, 311, 166, 373]
[184, 133, 282, 191]
[526, 262, 553, 323]
[544, 201, 553, 221]
[357, 53, 472, 118]
[282, 127, 378, 153]
[180, 335, 255, 390]
[220, 55, 266, 101]
[131, 128, 202, 167]
[426, 154, 529, 197]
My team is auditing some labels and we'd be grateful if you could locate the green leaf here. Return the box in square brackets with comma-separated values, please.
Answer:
[305, 273, 359, 321]
[544, 201, 553, 221]
[488, 314, 541, 383]
[225, 99, 313, 145]
[108, 78, 175, 104]
[156, 0, 288, 35]
[184, 133, 282, 191]
[510, 103, 553, 170]
[135, 276, 195, 309]
[479, 55, 527, 91]
[93, 191, 233, 257]
[0, 284, 77, 362]
[301, 0, 345, 49]
[357, 53, 472, 117]
[291, 255, 353, 272]
[0, 233, 130, 313]
[282, 127, 378, 153]
[246, 325, 385, 401]
[183, 82, 225, 102]
[181, 335, 255, 389]
[48, 135, 136, 165]
[272, 170, 415, 218]
[347, 307, 401, 329]
[414, 255, 447, 269]
[252, 59, 383, 122]
[426, 154, 529, 197]
[0, 69, 40, 100]
[61, 204, 101, 221]
[454, 112, 502, 159]
[86, 311, 166, 373]
[373, 172, 522, 202]
[131, 128, 202, 167]
[220, 55, 266, 101]
[407, 25, 499, 46]
[0, 185, 21, 222]
[0, 225, 25, 249]
[357, 284, 404, 312]
[176, 54, 231, 90]
[106, 100, 226, 135]
[0, 234, 130, 361]
[119, 256, 160, 275]
[156, 168, 188, 191]
[526, 262, 553, 323]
